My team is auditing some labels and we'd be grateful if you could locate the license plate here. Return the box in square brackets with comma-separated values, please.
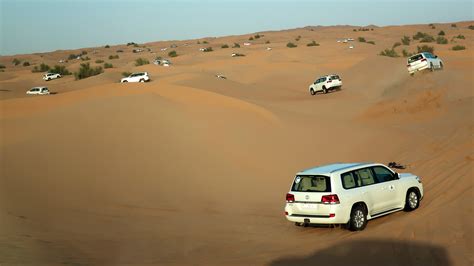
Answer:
[301, 203, 318, 210]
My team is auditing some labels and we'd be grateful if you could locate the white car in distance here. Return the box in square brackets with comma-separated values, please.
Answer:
[43, 73, 61, 81]
[27, 87, 50, 95]
[120, 72, 150, 83]
[407, 52, 443, 75]
[309, 74, 342, 95]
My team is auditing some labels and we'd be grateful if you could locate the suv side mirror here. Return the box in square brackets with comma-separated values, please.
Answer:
[395, 172, 400, 179]
[435, 55, 438, 58]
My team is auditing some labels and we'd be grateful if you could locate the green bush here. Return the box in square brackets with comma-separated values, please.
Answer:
[353, 29, 357, 32]
[436, 36, 448, 44]
[108, 55, 119, 59]
[105, 45, 110, 48]
[468, 25, 474, 30]
[392, 42, 401, 48]
[23, 61, 30, 66]
[452, 45, 466, 51]
[81, 50, 88, 55]
[429, 23, 435, 29]
[95, 59, 104, 64]
[295, 35, 301, 41]
[420, 35, 435, 43]
[0, 64, 5, 69]
[12, 58, 21, 65]
[31, 63, 50, 72]
[358, 37, 366, 42]
[135, 58, 149, 66]
[122, 72, 132, 77]
[104, 63, 113, 69]
[438, 30, 445, 36]
[367, 41, 375, 45]
[451, 24, 457, 28]
[379, 48, 399, 57]
[168, 50, 178, 57]
[254, 34, 262, 39]
[50, 65, 71, 75]
[126, 42, 136, 46]
[233, 43, 240, 48]
[74, 63, 103, 80]
[454, 34, 465, 39]
[81, 56, 91, 61]
[68, 54, 78, 60]
[413, 32, 430, 40]
[221, 44, 229, 48]
[417, 45, 434, 53]
[249, 36, 254, 41]
[203, 41, 209, 44]
[402, 49, 413, 57]
[401, 36, 411, 45]
[287, 42, 297, 48]
[306, 40, 319, 47]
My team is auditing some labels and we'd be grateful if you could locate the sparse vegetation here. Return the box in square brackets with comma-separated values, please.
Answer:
[68, 54, 78, 60]
[367, 41, 375, 45]
[116, 49, 124, 53]
[81, 50, 88, 55]
[379, 48, 399, 57]
[12, 58, 21, 65]
[402, 49, 413, 57]
[353, 29, 357, 32]
[436, 36, 448, 44]
[254, 34, 262, 39]
[452, 45, 466, 51]
[454, 34, 465, 39]
[306, 40, 319, 47]
[203, 41, 208, 44]
[358, 37, 366, 42]
[109, 55, 119, 60]
[295, 35, 301, 41]
[168, 50, 178, 57]
[438, 30, 445, 36]
[233, 43, 240, 48]
[420, 35, 435, 43]
[249, 36, 254, 41]
[0, 64, 5, 69]
[23, 61, 30, 66]
[392, 42, 401, 48]
[221, 44, 229, 48]
[105, 45, 110, 48]
[135, 58, 149, 66]
[401, 36, 411, 45]
[74, 63, 103, 80]
[429, 23, 435, 29]
[417, 45, 434, 53]
[468, 25, 474, 30]
[32, 63, 50, 72]
[81, 56, 91, 61]
[104, 63, 113, 69]
[265, 40, 270, 44]
[451, 23, 457, 28]
[357, 28, 371, 31]
[95, 59, 104, 64]
[50, 65, 71, 75]
[413, 32, 433, 41]
[287, 42, 297, 48]
[127, 42, 137, 46]
[122, 72, 132, 77]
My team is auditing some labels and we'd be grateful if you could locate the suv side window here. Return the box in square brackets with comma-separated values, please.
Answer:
[372, 166, 395, 182]
[341, 172, 359, 189]
[355, 168, 377, 186]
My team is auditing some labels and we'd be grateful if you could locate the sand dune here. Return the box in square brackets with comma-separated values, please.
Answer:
[1, 21, 473, 265]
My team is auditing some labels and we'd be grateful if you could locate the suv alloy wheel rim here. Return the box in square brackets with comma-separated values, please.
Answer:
[354, 210, 364, 228]
[409, 192, 418, 208]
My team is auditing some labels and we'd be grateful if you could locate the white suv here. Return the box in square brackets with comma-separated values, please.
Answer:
[284, 163, 423, 231]
[26, 87, 50, 95]
[407, 52, 443, 75]
[43, 73, 61, 81]
[309, 74, 342, 95]
[120, 72, 150, 83]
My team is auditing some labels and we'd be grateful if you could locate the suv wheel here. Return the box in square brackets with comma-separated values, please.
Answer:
[404, 189, 420, 211]
[322, 86, 328, 94]
[349, 205, 367, 231]
[439, 62, 443, 70]
[140, 79, 145, 83]
[310, 88, 316, 95]
[430, 63, 435, 72]
[122, 80, 128, 83]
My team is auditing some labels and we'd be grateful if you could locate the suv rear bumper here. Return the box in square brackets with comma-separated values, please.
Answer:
[285, 204, 349, 224]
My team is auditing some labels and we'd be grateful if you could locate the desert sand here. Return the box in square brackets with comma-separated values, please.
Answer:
[0, 21, 473, 265]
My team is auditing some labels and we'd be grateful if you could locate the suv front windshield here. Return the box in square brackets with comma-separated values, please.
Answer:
[292, 175, 331, 192]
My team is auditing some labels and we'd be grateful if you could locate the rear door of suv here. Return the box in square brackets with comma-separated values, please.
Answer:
[287, 175, 335, 217]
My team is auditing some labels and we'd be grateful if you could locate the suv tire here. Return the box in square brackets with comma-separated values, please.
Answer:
[439, 62, 443, 70]
[349, 205, 367, 231]
[404, 189, 420, 211]
[310, 88, 316, 95]
[322, 86, 328, 94]
[122, 80, 128, 83]
[140, 79, 145, 83]
[430, 63, 435, 72]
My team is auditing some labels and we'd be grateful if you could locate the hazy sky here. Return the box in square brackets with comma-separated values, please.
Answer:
[1, 0, 472, 55]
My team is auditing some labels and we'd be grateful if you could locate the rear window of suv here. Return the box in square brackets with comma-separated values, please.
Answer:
[408, 54, 424, 63]
[292, 175, 331, 192]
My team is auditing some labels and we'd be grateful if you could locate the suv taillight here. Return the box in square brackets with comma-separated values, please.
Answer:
[321, 194, 340, 204]
[421, 58, 427, 62]
[286, 193, 295, 203]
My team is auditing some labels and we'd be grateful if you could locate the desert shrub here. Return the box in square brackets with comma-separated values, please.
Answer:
[438, 30, 445, 36]
[413, 32, 430, 40]
[402, 49, 413, 57]
[109, 55, 119, 59]
[116, 49, 124, 53]
[68, 54, 78, 60]
[197, 41, 201, 44]
[468, 25, 474, 30]
[104, 63, 113, 69]
[0, 64, 5, 69]
[81, 50, 88, 55]
[105, 45, 110, 48]
[452, 45, 466, 51]
[265, 40, 270, 44]
[379, 48, 399, 57]
[81, 56, 90, 61]
[127, 42, 137, 46]
[249, 36, 254, 41]
[420, 35, 435, 43]
[417, 45, 434, 53]
[12, 58, 21, 65]
[135, 58, 149, 66]
[168, 50, 178, 57]
[287, 42, 297, 48]
[367, 41, 375, 45]
[454, 34, 465, 39]
[451, 24, 457, 27]
[122, 72, 131, 77]
[307, 40, 319, 47]
[50, 65, 71, 75]
[401, 36, 411, 45]
[295, 35, 301, 41]
[358, 37, 366, 42]
[74, 63, 103, 80]
[233, 43, 240, 48]
[203, 41, 208, 44]
[23, 61, 30, 66]
[436, 36, 448, 44]
[254, 34, 261, 39]
[392, 42, 401, 48]
[95, 59, 104, 64]
[353, 29, 357, 32]
[203, 47, 213, 52]
[31, 63, 50, 72]
[221, 44, 229, 48]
